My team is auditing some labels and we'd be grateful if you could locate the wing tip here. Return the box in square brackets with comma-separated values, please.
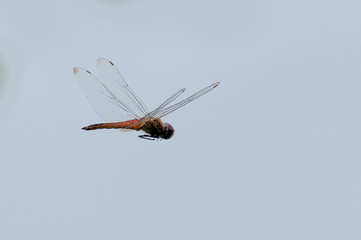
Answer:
[213, 82, 220, 88]
[96, 57, 104, 63]
[73, 67, 92, 75]
[97, 57, 113, 65]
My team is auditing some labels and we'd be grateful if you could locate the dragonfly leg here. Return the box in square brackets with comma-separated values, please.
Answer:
[138, 135, 156, 140]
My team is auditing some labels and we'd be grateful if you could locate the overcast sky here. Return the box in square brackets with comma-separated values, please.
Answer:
[1, 0, 361, 239]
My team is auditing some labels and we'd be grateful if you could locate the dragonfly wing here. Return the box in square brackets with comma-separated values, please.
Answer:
[151, 82, 220, 119]
[73, 67, 141, 122]
[96, 58, 148, 119]
[147, 88, 185, 117]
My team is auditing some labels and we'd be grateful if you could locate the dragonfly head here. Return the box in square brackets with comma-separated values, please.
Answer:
[162, 123, 175, 140]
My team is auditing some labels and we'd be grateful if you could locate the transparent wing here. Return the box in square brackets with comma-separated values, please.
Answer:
[146, 88, 185, 117]
[73, 59, 148, 122]
[151, 82, 220, 119]
[113, 87, 186, 130]
[96, 58, 149, 118]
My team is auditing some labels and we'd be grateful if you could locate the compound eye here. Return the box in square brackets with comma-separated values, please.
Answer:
[163, 123, 175, 139]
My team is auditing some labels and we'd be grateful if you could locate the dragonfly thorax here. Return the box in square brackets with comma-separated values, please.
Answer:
[141, 119, 175, 140]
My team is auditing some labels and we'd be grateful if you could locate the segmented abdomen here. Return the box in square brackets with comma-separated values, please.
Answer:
[82, 119, 141, 130]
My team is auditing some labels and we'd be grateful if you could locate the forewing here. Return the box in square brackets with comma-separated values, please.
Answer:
[73, 67, 141, 122]
[151, 82, 220, 119]
[96, 58, 148, 119]
[147, 88, 185, 117]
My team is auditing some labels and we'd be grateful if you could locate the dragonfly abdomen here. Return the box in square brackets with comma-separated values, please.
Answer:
[82, 119, 140, 131]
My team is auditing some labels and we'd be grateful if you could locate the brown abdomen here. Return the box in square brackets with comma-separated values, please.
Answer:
[82, 119, 141, 130]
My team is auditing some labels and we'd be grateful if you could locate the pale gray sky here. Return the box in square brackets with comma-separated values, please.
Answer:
[1, 0, 361, 239]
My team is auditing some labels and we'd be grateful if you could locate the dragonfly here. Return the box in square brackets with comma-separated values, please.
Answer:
[73, 58, 220, 140]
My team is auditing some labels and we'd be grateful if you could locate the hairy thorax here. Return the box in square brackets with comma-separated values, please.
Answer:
[141, 118, 165, 137]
